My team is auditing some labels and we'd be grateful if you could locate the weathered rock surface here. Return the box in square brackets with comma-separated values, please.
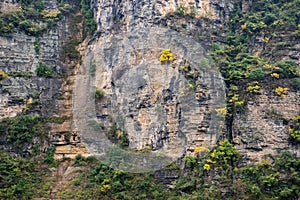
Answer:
[0, 1, 86, 156]
[1, 0, 299, 164]
[73, 26, 226, 166]
[93, 0, 232, 33]
[233, 91, 300, 162]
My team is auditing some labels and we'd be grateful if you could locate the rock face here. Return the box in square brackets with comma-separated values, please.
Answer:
[0, 23, 64, 117]
[1, 0, 299, 164]
[0, 1, 86, 156]
[93, 0, 232, 33]
[0, 0, 19, 13]
[74, 27, 226, 160]
[233, 91, 300, 162]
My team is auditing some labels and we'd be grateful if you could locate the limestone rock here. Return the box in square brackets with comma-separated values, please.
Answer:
[73, 27, 226, 162]
[233, 91, 300, 162]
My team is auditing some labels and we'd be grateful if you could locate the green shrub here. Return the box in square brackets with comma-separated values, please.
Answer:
[0, 150, 40, 199]
[35, 0, 45, 11]
[36, 62, 53, 77]
[275, 60, 298, 78]
[81, 0, 97, 37]
[34, 39, 41, 54]
[60, 40, 80, 61]
[0, 115, 44, 156]
[177, 5, 186, 16]
[0, 12, 24, 34]
[291, 78, 300, 90]
[44, 145, 58, 167]
[95, 89, 105, 99]
[249, 68, 264, 81]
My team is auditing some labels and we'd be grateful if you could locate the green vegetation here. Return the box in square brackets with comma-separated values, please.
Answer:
[0, 137, 299, 199]
[249, 67, 264, 80]
[0, 5, 52, 36]
[177, 5, 187, 16]
[0, 150, 41, 200]
[0, 115, 45, 156]
[44, 145, 58, 167]
[0, 0, 74, 36]
[34, 38, 41, 54]
[291, 78, 300, 90]
[81, 0, 97, 37]
[50, 142, 300, 200]
[107, 122, 129, 148]
[89, 58, 97, 76]
[55, 156, 168, 199]
[60, 39, 81, 62]
[95, 89, 105, 99]
[290, 116, 300, 143]
[209, 0, 300, 136]
[36, 62, 53, 77]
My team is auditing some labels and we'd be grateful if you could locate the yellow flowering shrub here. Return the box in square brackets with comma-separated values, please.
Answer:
[216, 108, 228, 116]
[271, 73, 280, 78]
[202, 139, 239, 172]
[0, 71, 9, 79]
[203, 164, 211, 171]
[275, 87, 289, 96]
[41, 9, 61, 20]
[160, 49, 174, 62]
[194, 146, 209, 154]
[247, 82, 261, 93]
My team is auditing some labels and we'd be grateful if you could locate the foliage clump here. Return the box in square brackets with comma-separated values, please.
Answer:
[36, 62, 53, 77]
[0, 71, 9, 79]
[81, 0, 97, 37]
[247, 81, 261, 93]
[160, 49, 174, 63]
[95, 89, 105, 99]
[202, 139, 239, 171]
[0, 115, 44, 156]
[275, 87, 289, 96]
[290, 116, 300, 143]
[0, 150, 41, 199]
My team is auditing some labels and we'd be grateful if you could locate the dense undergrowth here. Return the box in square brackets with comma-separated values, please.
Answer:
[0, 0, 96, 37]
[1, 141, 299, 199]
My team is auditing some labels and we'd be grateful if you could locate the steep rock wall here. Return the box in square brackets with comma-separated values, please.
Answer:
[0, 1, 86, 156]
[69, 0, 231, 170]
[74, 27, 226, 160]
[93, 0, 231, 33]
[233, 91, 300, 162]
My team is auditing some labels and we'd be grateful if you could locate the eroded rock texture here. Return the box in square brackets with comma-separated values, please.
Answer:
[74, 27, 226, 161]
[93, 0, 232, 33]
[0, 1, 86, 156]
[233, 91, 300, 162]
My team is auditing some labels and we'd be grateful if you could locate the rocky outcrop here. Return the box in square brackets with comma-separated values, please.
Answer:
[0, 1, 86, 156]
[93, 0, 232, 33]
[233, 90, 300, 162]
[1, 0, 298, 166]
[73, 25, 226, 171]
[0, 0, 19, 13]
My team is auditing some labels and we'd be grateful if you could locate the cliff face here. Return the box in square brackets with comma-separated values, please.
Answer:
[74, 27, 226, 159]
[94, 0, 231, 32]
[233, 91, 300, 161]
[71, 0, 232, 165]
[0, 0, 299, 164]
[0, 0, 86, 155]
